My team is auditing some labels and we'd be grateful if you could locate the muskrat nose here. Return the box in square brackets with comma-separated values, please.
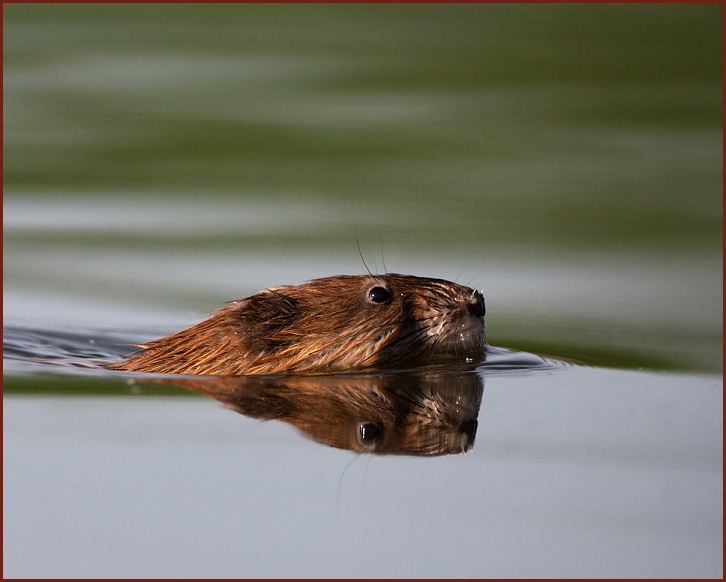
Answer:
[467, 290, 485, 318]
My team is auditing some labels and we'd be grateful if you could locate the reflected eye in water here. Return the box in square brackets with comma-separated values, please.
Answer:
[357, 421, 384, 450]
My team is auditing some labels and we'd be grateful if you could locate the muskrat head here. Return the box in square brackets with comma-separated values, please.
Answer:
[236, 273, 487, 373]
[107, 273, 487, 375]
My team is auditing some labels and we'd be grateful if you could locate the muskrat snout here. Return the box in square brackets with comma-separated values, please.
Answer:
[468, 290, 486, 319]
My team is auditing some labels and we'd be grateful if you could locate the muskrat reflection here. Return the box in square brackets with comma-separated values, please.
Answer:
[160, 371, 483, 456]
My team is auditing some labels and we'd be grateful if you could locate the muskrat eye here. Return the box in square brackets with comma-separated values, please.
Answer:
[368, 285, 391, 304]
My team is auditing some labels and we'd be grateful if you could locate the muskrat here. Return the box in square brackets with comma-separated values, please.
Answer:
[106, 273, 486, 375]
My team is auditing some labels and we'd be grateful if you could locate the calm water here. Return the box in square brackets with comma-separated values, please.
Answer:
[3, 4, 723, 578]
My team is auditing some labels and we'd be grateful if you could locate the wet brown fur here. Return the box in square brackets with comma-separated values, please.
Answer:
[106, 274, 486, 375]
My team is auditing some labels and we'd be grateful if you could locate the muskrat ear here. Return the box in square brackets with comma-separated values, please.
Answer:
[239, 291, 302, 335]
